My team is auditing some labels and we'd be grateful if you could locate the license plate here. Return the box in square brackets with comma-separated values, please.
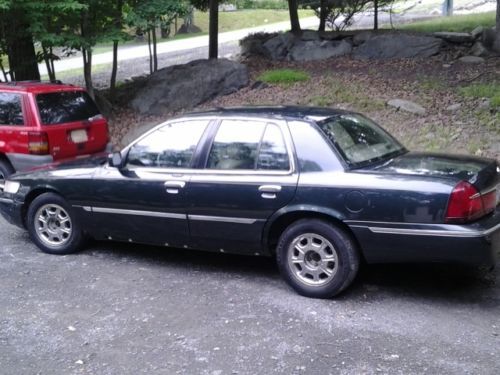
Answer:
[70, 129, 88, 143]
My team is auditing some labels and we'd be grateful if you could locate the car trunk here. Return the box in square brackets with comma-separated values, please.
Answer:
[34, 90, 109, 160]
[370, 152, 500, 193]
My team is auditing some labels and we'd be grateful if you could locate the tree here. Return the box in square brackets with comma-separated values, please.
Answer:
[189, 0, 218, 58]
[127, 0, 187, 71]
[288, 0, 301, 33]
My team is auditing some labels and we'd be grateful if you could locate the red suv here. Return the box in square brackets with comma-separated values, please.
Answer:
[0, 81, 110, 189]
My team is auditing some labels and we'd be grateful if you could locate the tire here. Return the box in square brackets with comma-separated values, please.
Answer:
[276, 219, 360, 298]
[26, 192, 85, 255]
[0, 159, 15, 189]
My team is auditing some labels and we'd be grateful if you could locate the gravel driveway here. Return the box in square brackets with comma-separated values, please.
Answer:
[1, 217, 499, 374]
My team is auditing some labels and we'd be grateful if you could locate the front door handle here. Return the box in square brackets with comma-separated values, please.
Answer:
[259, 185, 281, 199]
[164, 180, 186, 194]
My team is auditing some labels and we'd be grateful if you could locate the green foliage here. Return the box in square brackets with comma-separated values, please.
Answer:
[460, 83, 500, 108]
[258, 69, 310, 85]
[234, 0, 288, 10]
[400, 11, 496, 33]
[126, 0, 188, 30]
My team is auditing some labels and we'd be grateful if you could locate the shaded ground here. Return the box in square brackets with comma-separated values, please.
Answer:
[1, 219, 499, 374]
[108, 55, 500, 161]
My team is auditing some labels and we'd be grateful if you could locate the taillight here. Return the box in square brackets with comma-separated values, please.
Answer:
[481, 189, 498, 215]
[28, 131, 49, 155]
[445, 181, 497, 223]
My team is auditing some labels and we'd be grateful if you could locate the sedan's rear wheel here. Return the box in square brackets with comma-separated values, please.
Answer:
[277, 219, 359, 298]
[27, 193, 84, 255]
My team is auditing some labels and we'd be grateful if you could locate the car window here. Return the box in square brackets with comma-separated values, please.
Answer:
[256, 124, 290, 171]
[127, 120, 208, 169]
[317, 114, 405, 168]
[288, 121, 342, 172]
[207, 120, 266, 170]
[0, 93, 24, 126]
[36, 91, 100, 125]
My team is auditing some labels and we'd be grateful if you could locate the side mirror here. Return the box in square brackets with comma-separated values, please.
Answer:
[108, 152, 124, 168]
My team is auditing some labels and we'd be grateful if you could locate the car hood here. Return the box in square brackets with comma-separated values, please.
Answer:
[369, 152, 499, 190]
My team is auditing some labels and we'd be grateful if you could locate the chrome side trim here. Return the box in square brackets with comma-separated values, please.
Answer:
[188, 214, 260, 224]
[0, 197, 14, 204]
[92, 207, 186, 219]
[365, 222, 500, 238]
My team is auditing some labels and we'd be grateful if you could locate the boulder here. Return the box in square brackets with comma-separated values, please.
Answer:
[471, 26, 484, 40]
[176, 24, 202, 34]
[458, 56, 485, 64]
[433, 32, 474, 43]
[301, 30, 320, 41]
[354, 34, 443, 59]
[470, 41, 489, 57]
[353, 31, 373, 46]
[240, 32, 277, 57]
[130, 59, 249, 116]
[288, 40, 352, 61]
[387, 99, 426, 116]
[263, 32, 296, 60]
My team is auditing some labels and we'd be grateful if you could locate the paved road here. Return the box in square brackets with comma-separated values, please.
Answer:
[1, 217, 499, 374]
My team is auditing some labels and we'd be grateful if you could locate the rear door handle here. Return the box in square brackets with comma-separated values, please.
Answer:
[164, 180, 186, 194]
[259, 185, 281, 199]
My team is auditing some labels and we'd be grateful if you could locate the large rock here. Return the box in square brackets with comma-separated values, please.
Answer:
[130, 59, 249, 115]
[470, 41, 489, 57]
[263, 32, 296, 60]
[354, 34, 443, 59]
[433, 31, 474, 43]
[458, 55, 485, 64]
[288, 40, 352, 61]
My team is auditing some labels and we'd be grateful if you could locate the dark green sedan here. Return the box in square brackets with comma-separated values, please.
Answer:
[1, 107, 499, 298]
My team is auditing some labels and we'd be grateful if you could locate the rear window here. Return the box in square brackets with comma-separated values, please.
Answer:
[317, 114, 405, 168]
[36, 91, 100, 125]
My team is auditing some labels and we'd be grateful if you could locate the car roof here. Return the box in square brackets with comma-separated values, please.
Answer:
[186, 106, 350, 122]
[0, 81, 84, 94]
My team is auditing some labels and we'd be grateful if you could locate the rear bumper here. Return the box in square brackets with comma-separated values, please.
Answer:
[348, 211, 500, 267]
[0, 196, 24, 228]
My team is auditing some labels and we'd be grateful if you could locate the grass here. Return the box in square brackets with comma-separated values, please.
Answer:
[400, 11, 495, 33]
[258, 69, 310, 85]
[459, 83, 500, 108]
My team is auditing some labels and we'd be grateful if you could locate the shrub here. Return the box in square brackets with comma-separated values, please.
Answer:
[257, 69, 310, 85]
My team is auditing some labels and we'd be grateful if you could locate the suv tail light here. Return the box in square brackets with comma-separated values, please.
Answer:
[28, 131, 49, 155]
[445, 181, 497, 223]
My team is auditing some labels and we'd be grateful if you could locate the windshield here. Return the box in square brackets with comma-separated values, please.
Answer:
[36, 91, 100, 125]
[317, 114, 405, 168]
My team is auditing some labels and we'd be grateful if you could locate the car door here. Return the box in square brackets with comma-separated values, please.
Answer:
[85, 119, 211, 247]
[186, 118, 299, 254]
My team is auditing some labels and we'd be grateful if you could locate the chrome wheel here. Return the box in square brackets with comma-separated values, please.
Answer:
[34, 204, 72, 248]
[0, 170, 5, 192]
[287, 233, 339, 286]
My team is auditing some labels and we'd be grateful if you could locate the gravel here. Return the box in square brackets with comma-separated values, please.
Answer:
[1, 218, 499, 374]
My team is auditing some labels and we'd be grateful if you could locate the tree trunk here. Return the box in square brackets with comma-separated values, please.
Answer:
[110, 40, 119, 96]
[42, 46, 56, 82]
[147, 29, 153, 74]
[7, 33, 40, 81]
[497, 0, 499, 33]
[82, 48, 94, 99]
[152, 28, 158, 71]
[288, 0, 301, 33]
[318, 0, 327, 32]
[209, 0, 219, 59]
[374, 0, 379, 30]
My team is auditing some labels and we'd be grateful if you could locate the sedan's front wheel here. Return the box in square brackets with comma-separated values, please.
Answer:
[276, 219, 360, 298]
[27, 193, 85, 255]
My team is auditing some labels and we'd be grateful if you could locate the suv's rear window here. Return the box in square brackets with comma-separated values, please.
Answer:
[36, 91, 100, 125]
